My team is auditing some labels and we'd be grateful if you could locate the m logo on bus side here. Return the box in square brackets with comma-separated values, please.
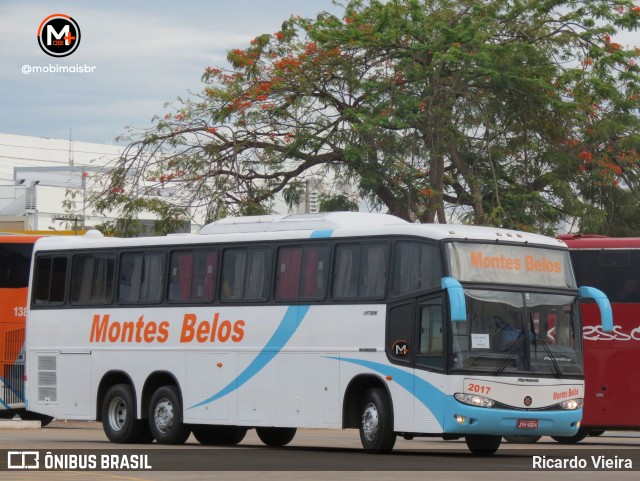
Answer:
[391, 340, 409, 357]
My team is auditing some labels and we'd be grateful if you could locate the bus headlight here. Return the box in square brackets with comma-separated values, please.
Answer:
[558, 398, 583, 410]
[454, 393, 495, 408]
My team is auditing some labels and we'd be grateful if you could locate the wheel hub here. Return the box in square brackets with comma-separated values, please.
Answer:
[107, 396, 126, 432]
[154, 398, 174, 433]
[361, 402, 379, 441]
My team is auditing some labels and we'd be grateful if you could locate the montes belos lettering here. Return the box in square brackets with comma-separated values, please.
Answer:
[89, 312, 245, 344]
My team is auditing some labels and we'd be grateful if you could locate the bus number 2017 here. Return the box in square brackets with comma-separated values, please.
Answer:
[468, 383, 491, 395]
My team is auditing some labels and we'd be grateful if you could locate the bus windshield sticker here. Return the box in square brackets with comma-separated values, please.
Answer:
[471, 334, 490, 349]
[447, 243, 574, 288]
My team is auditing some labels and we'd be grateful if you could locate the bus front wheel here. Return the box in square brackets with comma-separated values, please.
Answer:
[102, 384, 146, 443]
[465, 435, 501, 455]
[359, 388, 396, 453]
[256, 427, 296, 447]
[503, 435, 541, 444]
[148, 385, 191, 445]
[551, 427, 589, 444]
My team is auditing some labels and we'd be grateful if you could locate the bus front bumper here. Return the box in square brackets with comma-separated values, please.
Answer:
[442, 402, 582, 437]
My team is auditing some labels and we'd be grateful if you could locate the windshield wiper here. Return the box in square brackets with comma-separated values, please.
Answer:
[529, 313, 562, 378]
[493, 332, 525, 375]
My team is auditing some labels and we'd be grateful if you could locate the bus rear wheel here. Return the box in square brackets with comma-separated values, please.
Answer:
[256, 427, 297, 447]
[359, 388, 396, 453]
[148, 385, 191, 445]
[102, 384, 146, 443]
[192, 425, 247, 445]
[465, 434, 501, 455]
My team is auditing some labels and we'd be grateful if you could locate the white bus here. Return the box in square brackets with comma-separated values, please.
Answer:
[24, 213, 612, 454]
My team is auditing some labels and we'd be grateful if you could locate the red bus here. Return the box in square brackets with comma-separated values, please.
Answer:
[0, 235, 52, 425]
[552, 234, 640, 442]
[504, 233, 637, 444]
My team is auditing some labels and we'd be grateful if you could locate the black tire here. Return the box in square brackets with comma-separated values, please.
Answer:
[135, 422, 155, 443]
[101, 384, 146, 443]
[503, 435, 541, 444]
[148, 385, 191, 445]
[193, 425, 247, 445]
[20, 411, 54, 427]
[256, 427, 296, 447]
[589, 429, 605, 437]
[465, 435, 501, 455]
[358, 388, 396, 453]
[551, 427, 589, 444]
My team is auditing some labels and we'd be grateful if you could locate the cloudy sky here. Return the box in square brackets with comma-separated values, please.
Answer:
[0, 1, 342, 145]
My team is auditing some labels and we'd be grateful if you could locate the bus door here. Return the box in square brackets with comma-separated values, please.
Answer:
[387, 295, 446, 433]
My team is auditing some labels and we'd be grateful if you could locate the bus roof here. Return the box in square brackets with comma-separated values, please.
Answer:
[33, 213, 567, 252]
[557, 234, 640, 249]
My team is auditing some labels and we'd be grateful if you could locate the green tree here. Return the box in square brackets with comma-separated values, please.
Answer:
[319, 193, 360, 212]
[89, 0, 640, 235]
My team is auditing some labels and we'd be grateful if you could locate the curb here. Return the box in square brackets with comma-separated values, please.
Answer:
[0, 420, 41, 429]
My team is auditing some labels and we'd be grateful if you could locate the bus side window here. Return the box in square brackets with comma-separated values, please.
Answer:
[168, 249, 217, 302]
[276, 247, 303, 299]
[221, 248, 271, 301]
[276, 245, 329, 300]
[70, 254, 115, 304]
[244, 248, 271, 300]
[301, 246, 329, 299]
[194, 250, 217, 301]
[118, 252, 165, 304]
[34, 256, 68, 305]
[333, 243, 387, 299]
[332, 245, 360, 298]
[360, 244, 387, 298]
[221, 249, 246, 300]
[392, 241, 442, 297]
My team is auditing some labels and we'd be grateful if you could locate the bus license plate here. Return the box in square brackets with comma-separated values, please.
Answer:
[517, 419, 538, 429]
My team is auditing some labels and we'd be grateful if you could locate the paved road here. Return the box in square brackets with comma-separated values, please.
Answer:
[0, 421, 639, 481]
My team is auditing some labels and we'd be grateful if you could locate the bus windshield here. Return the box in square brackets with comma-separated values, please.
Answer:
[570, 249, 640, 303]
[451, 290, 582, 376]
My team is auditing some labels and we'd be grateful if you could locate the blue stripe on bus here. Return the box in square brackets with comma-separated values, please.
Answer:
[188, 305, 311, 409]
[0, 397, 11, 410]
[330, 358, 581, 437]
[310, 229, 334, 238]
[325, 357, 448, 426]
[0, 375, 24, 405]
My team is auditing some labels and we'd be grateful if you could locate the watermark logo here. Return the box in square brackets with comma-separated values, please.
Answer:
[37, 14, 81, 57]
[7, 451, 39, 470]
[391, 340, 409, 358]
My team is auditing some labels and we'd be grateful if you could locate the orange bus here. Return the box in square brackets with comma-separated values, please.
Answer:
[0, 235, 52, 425]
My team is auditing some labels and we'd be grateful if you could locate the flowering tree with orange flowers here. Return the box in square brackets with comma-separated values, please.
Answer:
[89, 0, 640, 235]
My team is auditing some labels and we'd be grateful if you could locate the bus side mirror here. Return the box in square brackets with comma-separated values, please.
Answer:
[441, 277, 467, 322]
[579, 286, 613, 332]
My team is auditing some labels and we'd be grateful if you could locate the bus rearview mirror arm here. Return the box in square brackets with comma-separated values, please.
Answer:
[578, 286, 613, 332]
[441, 277, 467, 322]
